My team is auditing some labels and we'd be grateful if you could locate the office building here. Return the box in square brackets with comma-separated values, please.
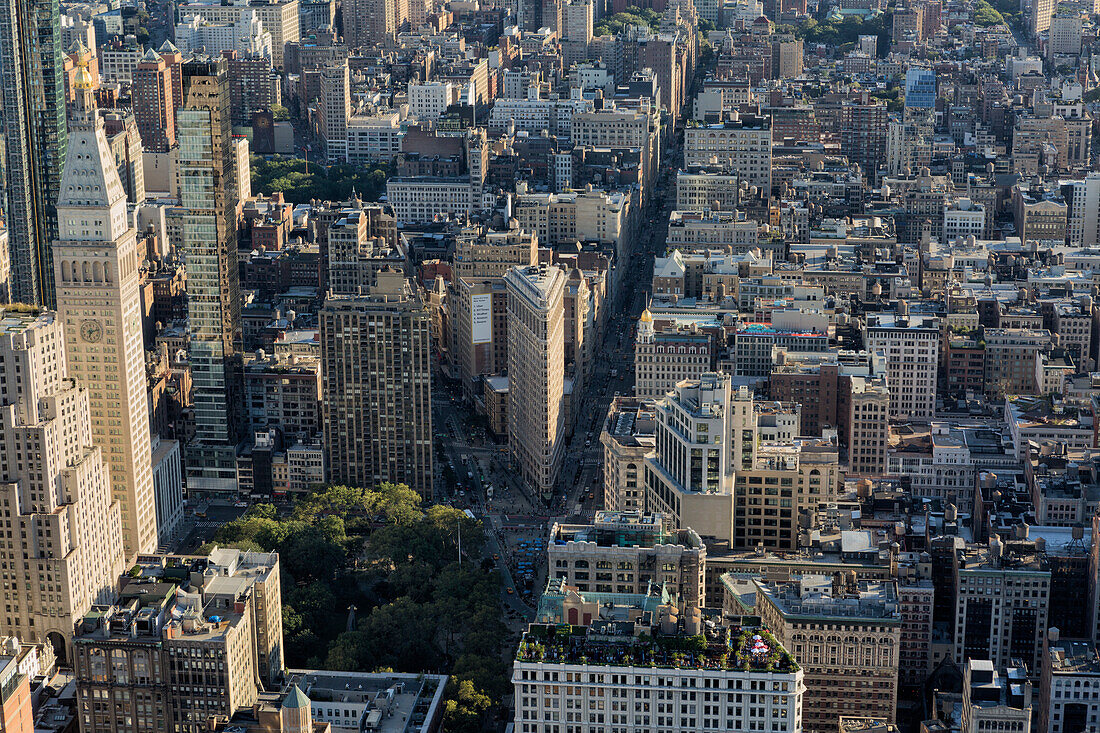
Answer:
[505, 265, 568, 497]
[734, 438, 841, 551]
[954, 538, 1050, 671]
[1041, 635, 1100, 733]
[755, 575, 902, 733]
[0, 0, 69, 306]
[178, 56, 245, 498]
[72, 548, 283, 732]
[684, 114, 772, 192]
[863, 310, 939, 419]
[644, 373, 738, 543]
[904, 66, 936, 109]
[961, 660, 1032, 733]
[600, 397, 656, 512]
[53, 60, 160, 558]
[514, 582, 805, 733]
[634, 310, 715, 398]
[321, 272, 433, 498]
[548, 511, 707, 605]
[983, 328, 1052, 398]
[0, 308, 125, 661]
[450, 277, 509, 401]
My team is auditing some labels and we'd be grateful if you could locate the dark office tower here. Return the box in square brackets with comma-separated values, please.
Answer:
[0, 0, 69, 306]
[177, 56, 244, 499]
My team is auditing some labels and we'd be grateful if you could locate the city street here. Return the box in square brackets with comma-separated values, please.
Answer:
[431, 134, 683, 621]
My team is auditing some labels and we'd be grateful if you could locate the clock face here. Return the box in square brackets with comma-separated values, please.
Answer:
[80, 319, 103, 343]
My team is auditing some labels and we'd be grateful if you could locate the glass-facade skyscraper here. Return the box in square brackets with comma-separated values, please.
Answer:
[177, 56, 244, 498]
[904, 66, 936, 110]
[0, 0, 69, 307]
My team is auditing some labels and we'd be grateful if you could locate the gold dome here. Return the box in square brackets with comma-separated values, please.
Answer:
[74, 65, 94, 89]
[639, 308, 653, 323]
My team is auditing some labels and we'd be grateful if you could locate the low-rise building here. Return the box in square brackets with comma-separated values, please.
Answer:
[549, 511, 706, 605]
[600, 397, 657, 512]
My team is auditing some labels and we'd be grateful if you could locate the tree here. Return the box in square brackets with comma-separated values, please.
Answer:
[270, 103, 291, 121]
[441, 679, 492, 733]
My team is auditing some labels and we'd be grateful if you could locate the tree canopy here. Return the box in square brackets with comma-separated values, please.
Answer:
[250, 156, 391, 204]
[595, 5, 662, 35]
[209, 483, 508, 732]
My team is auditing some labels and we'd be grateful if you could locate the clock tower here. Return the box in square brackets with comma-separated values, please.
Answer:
[52, 58, 162, 559]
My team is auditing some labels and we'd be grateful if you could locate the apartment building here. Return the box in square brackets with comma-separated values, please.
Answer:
[243, 355, 321, 443]
[321, 272, 433, 498]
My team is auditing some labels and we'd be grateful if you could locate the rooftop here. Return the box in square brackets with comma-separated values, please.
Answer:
[754, 575, 901, 622]
[1049, 641, 1100, 675]
[518, 584, 797, 674]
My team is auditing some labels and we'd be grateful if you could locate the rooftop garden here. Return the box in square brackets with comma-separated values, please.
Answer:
[516, 624, 799, 673]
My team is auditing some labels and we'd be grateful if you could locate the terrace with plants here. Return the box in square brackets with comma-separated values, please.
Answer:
[515, 623, 799, 673]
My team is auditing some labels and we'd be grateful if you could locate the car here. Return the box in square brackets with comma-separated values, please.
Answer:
[507, 587, 514, 594]
[234, 501, 249, 508]
[493, 553, 500, 560]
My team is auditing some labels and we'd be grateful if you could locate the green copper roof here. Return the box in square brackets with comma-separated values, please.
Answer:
[283, 685, 310, 709]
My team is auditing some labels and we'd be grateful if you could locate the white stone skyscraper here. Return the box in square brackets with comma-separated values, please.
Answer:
[52, 60, 159, 557]
[0, 307, 124, 661]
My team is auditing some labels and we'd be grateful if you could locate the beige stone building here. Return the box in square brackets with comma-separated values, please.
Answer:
[684, 113, 773, 191]
[321, 272, 433, 497]
[634, 309, 716, 398]
[848, 375, 891, 476]
[548, 511, 706, 605]
[506, 264, 568, 496]
[754, 575, 902, 733]
[0, 308, 125, 661]
[600, 397, 656, 511]
[453, 226, 538, 279]
[734, 438, 840, 551]
[54, 66, 160, 558]
[644, 373, 738, 543]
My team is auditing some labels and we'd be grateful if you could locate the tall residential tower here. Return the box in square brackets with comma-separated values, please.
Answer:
[321, 271, 433, 497]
